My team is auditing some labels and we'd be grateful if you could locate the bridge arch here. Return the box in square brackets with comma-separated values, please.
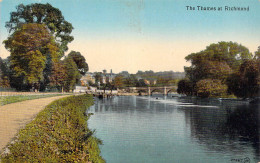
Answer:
[151, 89, 164, 96]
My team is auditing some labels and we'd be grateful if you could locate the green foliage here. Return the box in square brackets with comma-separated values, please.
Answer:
[185, 42, 252, 83]
[4, 23, 59, 87]
[124, 74, 139, 87]
[3, 4, 91, 92]
[226, 73, 241, 97]
[0, 76, 10, 88]
[136, 79, 147, 87]
[182, 41, 256, 98]
[167, 79, 180, 86]
[196, 79, 228, 98]
[1, 95, 105, 162]
[0, 58, 10, 88]
[156, 78, 169, 86]
[227, 59, 259, 98]
[203, 61, 233, 80]
[94, 72, 102, 84]
[67, 51, 89, 75]
[59, 51, 89, 92]
[114, 75, 125, 88]
[185, 41, 252, 72]
[0, 58, 10, 87]
[5, 3, 73, 55]
[177, 79, 193, 96]
[49, 62, 67, 92]
[63, 57, 81, 92]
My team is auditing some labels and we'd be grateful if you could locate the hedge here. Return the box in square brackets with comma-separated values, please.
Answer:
[1, 95, 105, 163]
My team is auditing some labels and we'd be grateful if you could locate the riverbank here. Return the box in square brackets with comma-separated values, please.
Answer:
[117, 92, 139, 96]
[0, 95, 70, 153]
[1, 95, 104, 162]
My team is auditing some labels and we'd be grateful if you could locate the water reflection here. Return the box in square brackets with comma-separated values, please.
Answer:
[181, 98, 260, 161]
[88, 95, 259, 163]
[225, 104, 259, 159]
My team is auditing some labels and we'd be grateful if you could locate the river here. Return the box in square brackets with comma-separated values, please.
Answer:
[88, 95, 259, 163]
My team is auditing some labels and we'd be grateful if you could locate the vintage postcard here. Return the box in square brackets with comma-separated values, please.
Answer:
[0, 0, 259, 162]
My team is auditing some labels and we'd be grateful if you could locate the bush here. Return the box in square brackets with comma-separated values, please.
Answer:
[196, 79, 228, 98]
[177, 79, 193, 96]
[227, 59, 260, 98]
[1, 95, 104, 163]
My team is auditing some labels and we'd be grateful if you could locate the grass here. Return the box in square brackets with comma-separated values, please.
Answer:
[1, 94, 105, 163]
[0, 94, 69, 106]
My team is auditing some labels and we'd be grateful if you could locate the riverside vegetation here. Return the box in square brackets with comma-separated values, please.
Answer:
[177, 42, 259, 98]
[0, 95, 105, 163]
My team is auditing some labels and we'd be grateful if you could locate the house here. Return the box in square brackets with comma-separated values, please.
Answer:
[102, 69, 116, 84]
[150, 79, 157, 85]
[143, 79, 150, 85]
[82, 69, 116, 85]
[80, 72, 95, 85]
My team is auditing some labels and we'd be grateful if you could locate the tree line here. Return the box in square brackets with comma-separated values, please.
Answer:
[90, 70, 184, 90]
[0, 3, 88, 92]
[177, 42, 260, 98]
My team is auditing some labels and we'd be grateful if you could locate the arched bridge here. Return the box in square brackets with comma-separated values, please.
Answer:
[125, 86, 177, 96]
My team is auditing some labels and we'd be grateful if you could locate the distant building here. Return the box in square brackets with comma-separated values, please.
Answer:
[82, 69, 116, 85]
[101, 69, 116, 84]
[80, 72, 95, 85]
[108, 69, 116, 83]
[73, 86, 88, 93]
[143, 79, 150, 85]
[150, 79, 157, 85]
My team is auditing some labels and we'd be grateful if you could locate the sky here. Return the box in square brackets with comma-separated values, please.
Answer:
[0, 0, 259, 73]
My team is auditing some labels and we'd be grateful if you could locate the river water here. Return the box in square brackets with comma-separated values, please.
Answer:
[88, 95, 259, 163]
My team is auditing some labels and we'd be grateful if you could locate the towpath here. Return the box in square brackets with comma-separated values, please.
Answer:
[0, 95, 70, 153]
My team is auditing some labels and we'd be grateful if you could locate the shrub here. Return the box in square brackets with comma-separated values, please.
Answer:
[177, 79, 193, 96]
[196, 79, 228, 98]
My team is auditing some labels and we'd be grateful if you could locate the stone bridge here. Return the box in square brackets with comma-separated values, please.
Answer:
[124, 86, 177, 96]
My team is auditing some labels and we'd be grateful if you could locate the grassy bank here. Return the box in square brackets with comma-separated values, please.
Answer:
[0, 94, 69, 106]
[1, 95, 105, 163]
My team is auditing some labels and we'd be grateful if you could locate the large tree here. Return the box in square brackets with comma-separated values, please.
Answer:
[63, 57, 80, 92]
[227, 59, 260, 98]
[49, 61, 67, 92]
[182, 41, 253, 97]
[114, 75, 124, 88]
[124, 74, 138, 87]
[185, 42, 252, 72]
[0, 57, 10, 88]
[4, 23, 59, 90]
[177, 79, 193, 96]
[5, 3, 73, 55]
[94, 72, 102, 85]
[67, 51, 88, 75]
[185, 42, 252, 83]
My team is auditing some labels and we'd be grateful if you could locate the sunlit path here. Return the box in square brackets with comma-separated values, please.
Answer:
[0, 95, 69, 153]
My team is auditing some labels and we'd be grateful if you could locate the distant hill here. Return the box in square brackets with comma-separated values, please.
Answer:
[136, 70, 185, 80]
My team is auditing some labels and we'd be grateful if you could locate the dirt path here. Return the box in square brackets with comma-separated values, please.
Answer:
[0, 95, 70, 153]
